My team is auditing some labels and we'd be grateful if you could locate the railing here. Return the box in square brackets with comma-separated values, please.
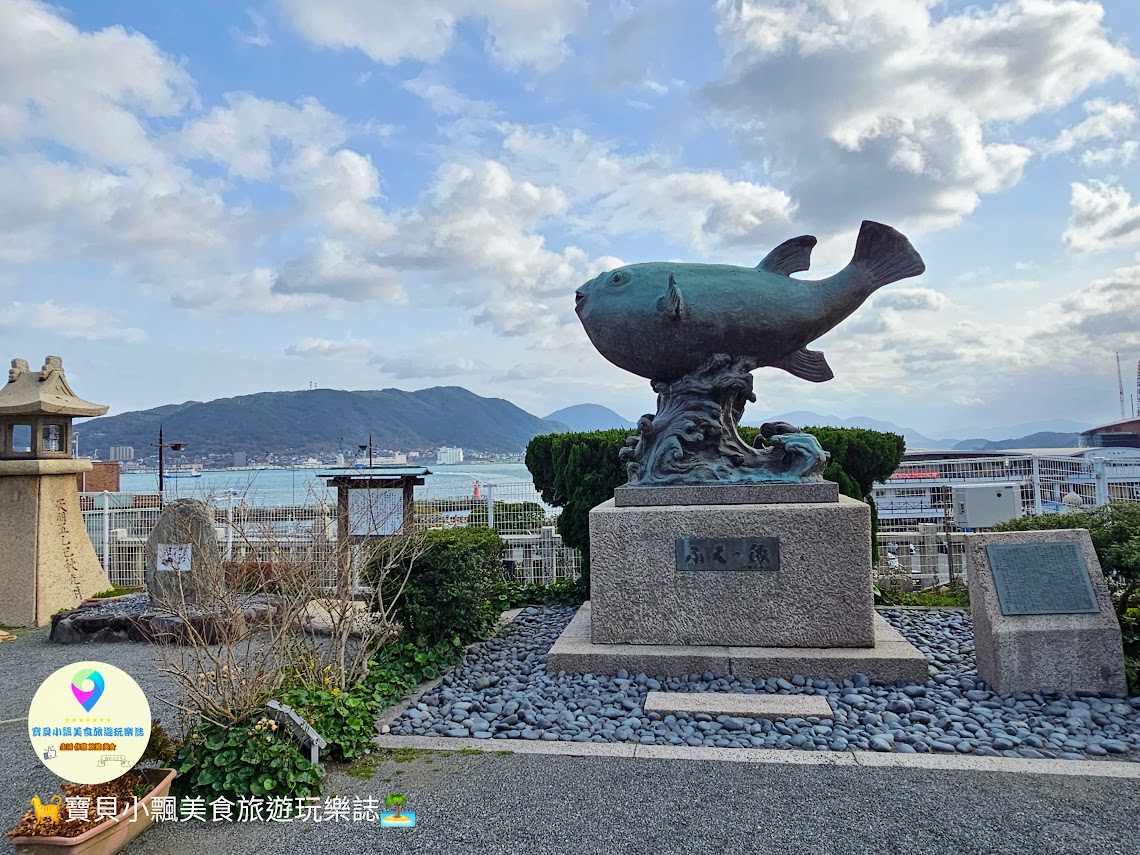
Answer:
[873, 527, 967, 590]
[80, 481, 580, 589]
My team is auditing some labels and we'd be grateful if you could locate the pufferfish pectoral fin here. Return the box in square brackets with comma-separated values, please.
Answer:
[771, 347, 833, 382]
[757, 235, 817, 276]
[657, 272, 684, 320]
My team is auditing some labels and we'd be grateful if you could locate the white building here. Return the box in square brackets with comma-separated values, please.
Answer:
[108, 445, 134, 462]
[436, 446, 464, 465]
[873, 447, 1140, 533]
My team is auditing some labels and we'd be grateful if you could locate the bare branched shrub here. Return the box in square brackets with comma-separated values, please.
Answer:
[153, 483, 426, 726]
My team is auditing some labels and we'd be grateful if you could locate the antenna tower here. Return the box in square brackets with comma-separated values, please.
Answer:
[1118, 352, 1126, 419]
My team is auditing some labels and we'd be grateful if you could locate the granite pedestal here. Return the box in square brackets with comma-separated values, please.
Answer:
[965, 529, 1127, 697]
[547, 601, 929, 683]
[548, 485, 927, 684]
[590, 494, 874, 648]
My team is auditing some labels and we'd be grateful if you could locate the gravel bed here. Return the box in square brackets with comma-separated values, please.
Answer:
[77, 593, 275, 617]
[388, 606, 1140, 760]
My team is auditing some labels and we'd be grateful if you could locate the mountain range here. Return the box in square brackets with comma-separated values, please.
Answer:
[78, 387, 570, 457]
[77, 387, 1097, 460]
[742, 411, 1094, 449]
[543, 404, 636, 431]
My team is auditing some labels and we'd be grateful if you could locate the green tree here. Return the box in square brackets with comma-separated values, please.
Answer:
[526, 425, 904, 588]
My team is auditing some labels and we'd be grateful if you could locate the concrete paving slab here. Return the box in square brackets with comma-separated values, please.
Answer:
[374, 733, 637, 758]
[370, 731, 1140, 779]
[633, 744, 856, 765]
[644, 690, 833, 719]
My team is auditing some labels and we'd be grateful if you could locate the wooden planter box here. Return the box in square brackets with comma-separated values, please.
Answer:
[9, 768, 176, 855]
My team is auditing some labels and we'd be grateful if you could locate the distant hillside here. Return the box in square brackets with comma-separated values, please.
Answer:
[744, 410, 956, 449]
[953, 432, 1081, 451]
[78, 386, 568, 457]
[544, 404, 636, 432]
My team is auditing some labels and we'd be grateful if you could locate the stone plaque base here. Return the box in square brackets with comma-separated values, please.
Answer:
[590, 496, 874, 648]
[614, 482, 839, 507]
[547, 603, 929, 684]
[0, 459, 112, 627]
[965, 530, 1127, 697]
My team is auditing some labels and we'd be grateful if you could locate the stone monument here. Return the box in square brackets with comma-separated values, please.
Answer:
[548, 221, 930, 682]
[964, 529, 1127, 696]
[0, 356, 112, 627]
[145, 499, 226, 610]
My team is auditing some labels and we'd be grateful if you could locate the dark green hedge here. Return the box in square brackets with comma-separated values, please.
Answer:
[526, 424, 905, 589]
[367, 526, 505, 645]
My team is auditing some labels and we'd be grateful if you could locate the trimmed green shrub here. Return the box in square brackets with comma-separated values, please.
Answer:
[370, 527, 505, 645]
[527, 424, 904, 578]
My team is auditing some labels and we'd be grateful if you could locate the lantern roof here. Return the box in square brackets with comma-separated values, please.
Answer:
[0, 357, 109, 418]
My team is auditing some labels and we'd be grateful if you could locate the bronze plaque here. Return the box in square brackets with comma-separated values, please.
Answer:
[676, 537, 780, 572]
[986, 542, 1100, 616]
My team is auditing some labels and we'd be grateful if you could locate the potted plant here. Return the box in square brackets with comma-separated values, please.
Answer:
[8, 722, 179, 855]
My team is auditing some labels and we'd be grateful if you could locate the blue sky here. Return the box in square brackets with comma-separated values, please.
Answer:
[2, 0, 1139, 438]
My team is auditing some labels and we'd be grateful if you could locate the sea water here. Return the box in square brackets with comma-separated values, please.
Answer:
[119, 463, 538, 507]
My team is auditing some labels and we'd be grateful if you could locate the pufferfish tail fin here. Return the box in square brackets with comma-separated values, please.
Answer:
[850, 220, 926, 293]
[771, 347, 833, 383]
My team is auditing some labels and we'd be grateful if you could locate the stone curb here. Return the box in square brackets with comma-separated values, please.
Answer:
[370, 733, 1140, 778]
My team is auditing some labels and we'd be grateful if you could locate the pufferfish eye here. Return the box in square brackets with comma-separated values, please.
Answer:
[610, 272, 623, 284]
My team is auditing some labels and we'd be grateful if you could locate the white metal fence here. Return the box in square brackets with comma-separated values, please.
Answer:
[874, 453, 1140, 533]
[81, 481, 581, 589]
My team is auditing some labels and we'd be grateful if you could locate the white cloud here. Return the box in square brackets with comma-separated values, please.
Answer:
[285, 335, 373, 357]
[704, 0, 1138, 232]
[277, 0, 587, 70]
[168, 268, 320, 313]
[275, 239, 405, 302]
[231, 9, 273, 48]
[176, 94, 347, 180]
[1063, 181, 1140, 252]
[872, 287, 950, 312]
[1038, 98, 1137, 157]
[0, 0, 196, 167]
[370, 354, 484, 380]
[0, 300, 146, 342]
[500, 126, 794, 253]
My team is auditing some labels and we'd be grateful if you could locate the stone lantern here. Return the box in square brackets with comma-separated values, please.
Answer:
[0, 356, 113, 626]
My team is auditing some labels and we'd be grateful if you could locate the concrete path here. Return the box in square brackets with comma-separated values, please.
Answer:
[127, 748, 1140, 855]
[3, 624, 1140, 854]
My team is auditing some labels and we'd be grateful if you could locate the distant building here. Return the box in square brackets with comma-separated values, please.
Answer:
[436, 446, 464, 465]
[375, 452, 408, 465]
[1080, 417, 1140, 449]
[873, 446, 1140, 533]
[77, 461, 120, 493]
[233, 451, 247, 467]
[108, 445, 134, 462]
[335, 453, 346, 467]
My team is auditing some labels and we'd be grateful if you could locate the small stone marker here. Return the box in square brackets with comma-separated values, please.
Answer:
[644, 691, 832, 721]
[145, 499, 225, 609]
[965, 529, 1127, 697]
